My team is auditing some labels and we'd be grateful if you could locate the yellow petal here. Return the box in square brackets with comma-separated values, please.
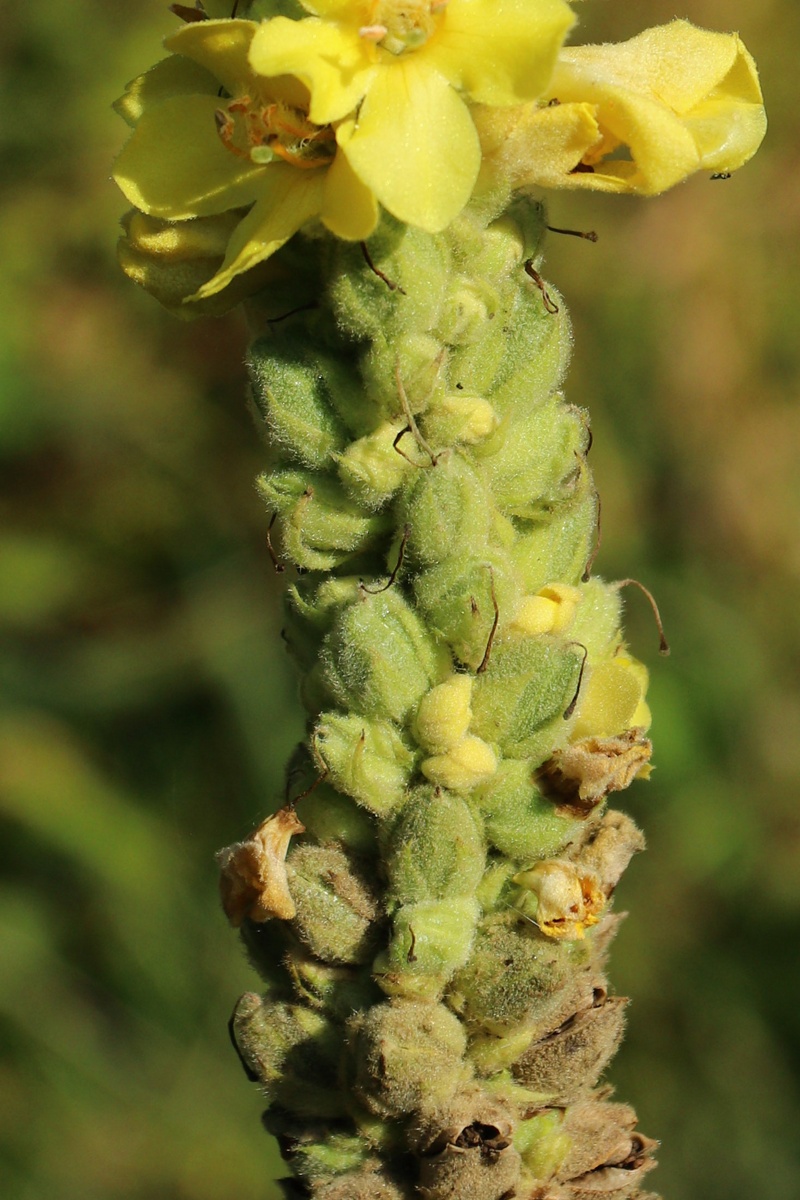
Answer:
[249, 16, 376, 125]
[114, 56, 219, 128]
[193, 164, 326, 299]
[298, 0, 367, 15]
[320, 143, 378, 241]
[164, 18, 260, 97]
[475, 100, 601, 192]
[338, 58, 479, 231]
[114, 93, 263, 219]
[428, 0, 574, 105]
[545, 20, 767, 194]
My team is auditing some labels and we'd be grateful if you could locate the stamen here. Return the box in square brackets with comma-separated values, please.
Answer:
[360, 23, 389, 41]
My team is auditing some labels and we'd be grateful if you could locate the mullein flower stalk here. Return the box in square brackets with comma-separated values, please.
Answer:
[114, 4, 765, 1197]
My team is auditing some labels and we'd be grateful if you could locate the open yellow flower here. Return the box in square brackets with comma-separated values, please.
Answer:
[476, 20, 767, 196]
[248, 0, 576, 231]
[113, 18, 378, 301]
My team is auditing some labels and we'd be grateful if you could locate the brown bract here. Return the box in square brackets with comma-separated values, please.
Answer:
[217, 806, 306, 925]
[537, 731, 652, 817]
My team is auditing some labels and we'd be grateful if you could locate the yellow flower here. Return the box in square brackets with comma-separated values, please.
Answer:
[476, 20, 766, 196]
[248, 0, 576, 231]
[113, 18, 378, 301]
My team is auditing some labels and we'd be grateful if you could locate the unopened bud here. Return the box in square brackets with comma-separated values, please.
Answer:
[414, 674, 474, 754]
[385, 786, 485, 904]
[338, 420, 414, 507]
[314, 712, 416, 816]
[512, 994, 628, 1103]
[287, 843, 381, 965]
[373, 897, 480, 999]
[511, 583, 582, 637]
[476, 759, 582, 861]
[421, 735, 498, 793]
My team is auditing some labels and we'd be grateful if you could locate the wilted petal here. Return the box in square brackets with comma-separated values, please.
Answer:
[476, 100, 602, 191]
[429, 0, 574, 106]
[338, 58, 479, 232]
[114, 93, 264, 218]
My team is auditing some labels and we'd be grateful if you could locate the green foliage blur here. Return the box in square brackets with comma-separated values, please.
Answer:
[1, 1, 797, 1197]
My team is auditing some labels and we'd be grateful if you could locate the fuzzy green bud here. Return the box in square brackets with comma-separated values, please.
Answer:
[231, 992, 342, 1117]
[512, 993, 627, 1104]
[475, 759, 582, 861]
[314, 712, 416, 816]
[295, 782, 378, 857]
[286, 843, 381, 965]
[337, 420, 414, 508]
[374, 897, 480, 1000]
[347, 999, 470, 1119]
[385, 785, 485, 904]
[285, 954, 380, 1022]
[258, 470, 390, 571]
[470, 638, 581, 762]
[401, 453, 494, 568]
[514, 1109, 571, 1181]
[248, 336, 348, 470]
[414, 552, 520, 670]
[321, 589, 449, 724]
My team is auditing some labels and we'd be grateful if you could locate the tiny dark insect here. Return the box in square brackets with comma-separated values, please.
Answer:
[711, 172, 732, 180]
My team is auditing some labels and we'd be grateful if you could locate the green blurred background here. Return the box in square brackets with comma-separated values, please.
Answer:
[2, 1, 798, 1197]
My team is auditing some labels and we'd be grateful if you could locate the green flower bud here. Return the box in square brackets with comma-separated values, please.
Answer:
[384, 785, 485, 904]
[448, 913, 588, 1035]
[479, 394, 586, 519]
[274, 1120, 371, 1187]
[511, 480, 597, 594]
[567, 579, 624, 659]
[401, 453, 494, 568]
[483, 285, 571, 419]
[308, 1163, 410, 1200]
[286, 843, 381, 965]
[475, 759, 583, 862]
[373, 897, 481, 1000]
[338, 420, 414, 508]
[295, 781, 378, 857]
[414, 552, 520, 670]
[285, 953, 380, 1022]
[438, 274, 503, 347]
[470, 638, 581, 762]
[258, 470, 390, 571]
[512, 993, 627, 1104]
[421, 393, 499, 448]
[231, 992, 342, 1117]
[321, 589, 449, 724]
[347, 999, 470, 1119]
[248, 335, 348, 470]
[314, 712, 417, 816]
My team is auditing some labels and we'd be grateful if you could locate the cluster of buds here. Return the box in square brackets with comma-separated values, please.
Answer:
[113, 2, 765, 1197]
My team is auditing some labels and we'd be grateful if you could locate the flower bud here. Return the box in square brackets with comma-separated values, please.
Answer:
[338, 420, 414, 507]
[346, 999, 470, 1119]
[421, 736, 498, 793]
[373, 897, 480, 1000]
[414, 552, 520, 670]
[449, 913, 587, 1035]
[231, 992, 342, 1117]
[514, 1109, 571, 1182]
[384, 786, 485, 904]
[248, 335, 348, 470]
[321, 589, 449, 724]
[295, 781, 378, 857]
[556, 1098, 658, 1195]
[511, 583, 582, 637]
[570, 654, 651, 741]
[311, 1163, 410, 1200]
[401, 454, 494, 567]
[481, 394, 586, 518]
[287, 843, 381, 965]
[414, 674, 474, 754]
[475, 759, 582, 861]
[422, 393, 499, 447]
[258, 469, 390, 571]
[314, 712, 417, 816]
[511, 476, 597, 594]
[470, 638, 581, 761]
[285, 954, 380, 1021]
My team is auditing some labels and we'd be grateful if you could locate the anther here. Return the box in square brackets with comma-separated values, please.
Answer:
[360, 241, 407, 295]
[361, 524, 410, 594]
[524, 260, 559, 314]
[613, 578, 670, 655]
[563, 642, 589, 719]
[477, 567, 500, 675]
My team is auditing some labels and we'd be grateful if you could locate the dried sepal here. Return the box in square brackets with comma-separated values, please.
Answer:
[537, 730, 653, 817]
[217, 805, 305, 925]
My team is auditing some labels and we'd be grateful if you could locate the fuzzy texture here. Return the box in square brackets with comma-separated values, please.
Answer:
[219, 202, 660, 1198]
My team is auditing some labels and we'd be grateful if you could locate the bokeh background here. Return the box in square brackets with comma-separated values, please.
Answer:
[2, 1, 798, 1197]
